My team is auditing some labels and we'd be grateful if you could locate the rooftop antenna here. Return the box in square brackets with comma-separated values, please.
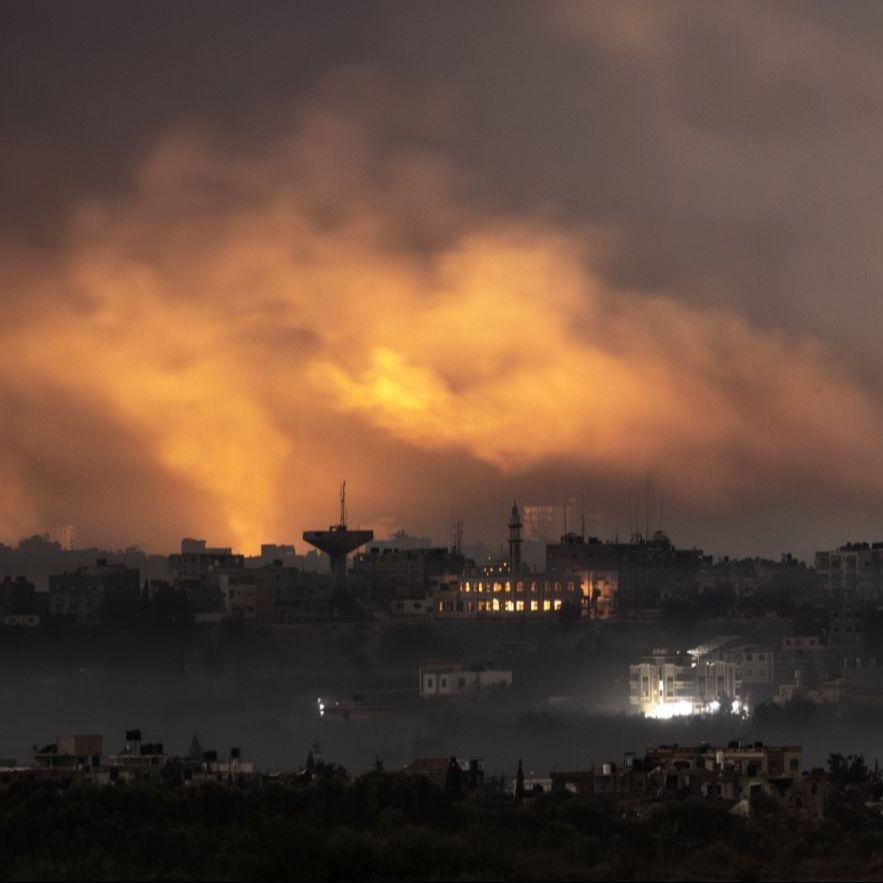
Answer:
[659, 486, 664, 534]
[628, 489, 633, 543]
[580, 493, 586, 540]
[563, 497, 568, 535]
[339, 481, 347, 528]
[645, 474, 650, 542]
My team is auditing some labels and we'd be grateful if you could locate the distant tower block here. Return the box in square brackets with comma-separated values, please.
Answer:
[508, 500, 523, 573]
[302, 482, 373, 587]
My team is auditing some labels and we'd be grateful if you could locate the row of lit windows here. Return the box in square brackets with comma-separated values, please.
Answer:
[438, 599, 563, 613]
[461, 580, 581, 594]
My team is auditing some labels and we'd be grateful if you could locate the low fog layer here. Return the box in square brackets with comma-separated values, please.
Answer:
[0, 620, 873, 775]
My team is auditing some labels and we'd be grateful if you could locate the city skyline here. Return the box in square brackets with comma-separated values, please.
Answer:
[8, 7, 883, 880]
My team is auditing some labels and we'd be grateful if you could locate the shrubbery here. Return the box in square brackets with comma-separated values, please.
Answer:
[0, 775, 880, 880]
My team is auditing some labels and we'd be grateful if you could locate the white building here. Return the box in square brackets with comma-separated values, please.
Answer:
[629, 648, 741, 717]
[419, 662, 512, 697]
[720, 644, 776, 686]
[389, 597, 432, 617]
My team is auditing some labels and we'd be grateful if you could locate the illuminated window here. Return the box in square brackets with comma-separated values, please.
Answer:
[553, 600, 562, 610]
[530, 581, 537, 593]
[504, 600, 514, 612]
[492, 598, 500, 612]
[516, 600, 524, 611]
[543, 600, 551, 611]
[530, 600, 538, 612]
[464, 582, 471, 593]
[493, 582, 502, 593]
[504, 582, 511, 593]
[478, 582, 484, 593]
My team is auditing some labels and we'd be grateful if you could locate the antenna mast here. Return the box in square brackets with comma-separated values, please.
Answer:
[628, 489, 633, 543]
[339, 481, 347, 528]
[659, 487, 664, 533]
[581, 493, 586, 540]
[645, 474, 650, 542]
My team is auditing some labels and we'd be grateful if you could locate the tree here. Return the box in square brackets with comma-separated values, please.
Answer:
[445, 756, 463, 799]
[515, 759, 525, 802]
[187, 734, 203, 761]
[828, 752, 869, 784]
[558, 601, 581, 625]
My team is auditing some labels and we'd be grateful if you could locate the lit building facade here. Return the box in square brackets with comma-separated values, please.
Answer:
[437, 569, 617, 618]
[435, 502, 617, 618]
[629, 648, 742, 717]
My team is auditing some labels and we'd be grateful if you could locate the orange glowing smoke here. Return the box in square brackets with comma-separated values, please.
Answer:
[1, 109, 882, 552]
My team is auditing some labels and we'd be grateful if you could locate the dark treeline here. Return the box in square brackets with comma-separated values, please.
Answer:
[3, 769, 883, 881]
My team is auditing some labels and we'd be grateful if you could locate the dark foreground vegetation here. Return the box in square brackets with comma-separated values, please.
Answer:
[3, 771, 883, 881]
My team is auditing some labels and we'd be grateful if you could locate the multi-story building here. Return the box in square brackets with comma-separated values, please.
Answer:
[688, 636, 776, 688]
[644, 741, 801, 776]
[253, 563, 334, 623]
[546, 530, 704, 613]
[550, 742, 822, 813]
[109, 730, 168, 770]
[419, 662, 512, 697]
[29, 730, 257, 785]
[721, 643, 776, 686]
[828, 607, 864, 650]
[780, 635, 824, 664]
[351, 545, 465, 602]
[776, 657, 883, 707]
[815, 542, 883, 601]
[218, 572, 257, 620]
[169, 539, 244, 583]
[0, 575, 42, 623]
[438, 569, 617, 618]
[435, 503, 617, 619]
[34, 735, 103, 769]
[49, 559, 140, 625]
[629, 648, 741, 717]
[389, 597, 432, 617]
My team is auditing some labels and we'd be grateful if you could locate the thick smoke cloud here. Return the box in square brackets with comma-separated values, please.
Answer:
[2, 77, 883, 556]
[5, 3, 883, 556]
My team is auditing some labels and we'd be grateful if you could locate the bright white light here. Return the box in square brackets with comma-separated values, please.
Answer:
[317, 698, 325, 718]
[646, 700, 694, 719]
[706, 699, 721, 713]
[731, 699, 741, 714]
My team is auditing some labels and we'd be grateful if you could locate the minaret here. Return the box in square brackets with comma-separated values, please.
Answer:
[508, 500, 523, 574]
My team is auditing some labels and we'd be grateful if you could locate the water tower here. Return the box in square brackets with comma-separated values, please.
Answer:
[303, 482, 373, 586]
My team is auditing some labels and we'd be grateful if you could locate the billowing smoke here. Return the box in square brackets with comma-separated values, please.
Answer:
[1, 81, 882, 554]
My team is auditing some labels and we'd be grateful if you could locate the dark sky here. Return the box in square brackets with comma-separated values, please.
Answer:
[3, 1, 883, 559]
